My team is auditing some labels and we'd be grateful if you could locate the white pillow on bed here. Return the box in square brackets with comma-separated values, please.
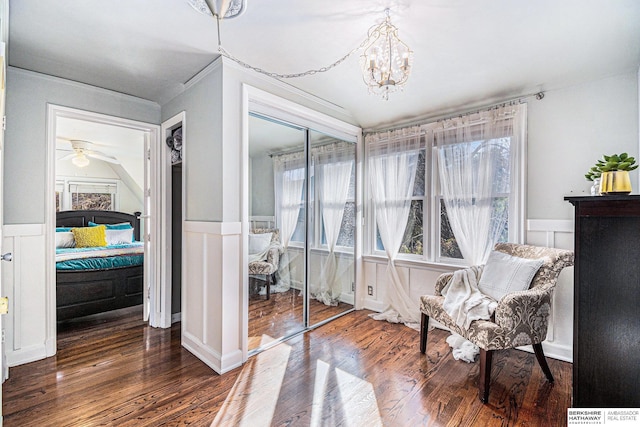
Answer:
[55, 231, 76, 248]
[249, 232, 272, 255]
[106, 228, 134, 245]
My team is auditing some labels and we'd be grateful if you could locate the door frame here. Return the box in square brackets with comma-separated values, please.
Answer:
[159, 111, 186, 328]
[45, 105, 163, 356]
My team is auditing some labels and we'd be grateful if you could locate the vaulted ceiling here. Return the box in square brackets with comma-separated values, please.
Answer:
[9, 0, 640, 129]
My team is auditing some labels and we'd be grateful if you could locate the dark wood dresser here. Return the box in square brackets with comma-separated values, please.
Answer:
[565, 195, 640, 407]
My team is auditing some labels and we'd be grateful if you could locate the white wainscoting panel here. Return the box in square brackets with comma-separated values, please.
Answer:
[524, 219, 574, 362]
[3, 224, 48, 366]
[182, 220, 243, 374]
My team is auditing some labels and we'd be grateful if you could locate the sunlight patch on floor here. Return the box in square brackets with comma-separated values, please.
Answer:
[335, 367, 383, 427]
[309, 360, 331, 427]
[212, 336, 383, 426]
[211, 336, 291, 427]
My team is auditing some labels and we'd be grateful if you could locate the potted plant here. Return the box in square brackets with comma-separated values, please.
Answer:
[585, 153, 637, 195]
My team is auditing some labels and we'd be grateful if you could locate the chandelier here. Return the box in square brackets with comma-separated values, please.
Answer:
[360, 9, 413, 100]
[187, 0, 246, 19]
[188, 3, 413, 100]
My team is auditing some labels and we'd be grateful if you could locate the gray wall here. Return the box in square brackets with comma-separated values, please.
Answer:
[4, 67, 160, 224]
[161, 61, 223, 222]
[527, 71, 639, 220]
[250, 154, 275, 217]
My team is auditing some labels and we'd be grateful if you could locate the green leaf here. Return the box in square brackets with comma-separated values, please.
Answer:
[606, 161, 618, 170]
[619, 162, 631, 170]
[629, 165, 639, 171]
[620, 153, 628, 160]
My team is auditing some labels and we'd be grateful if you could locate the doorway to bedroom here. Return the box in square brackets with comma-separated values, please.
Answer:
[48, 105, 164, 352]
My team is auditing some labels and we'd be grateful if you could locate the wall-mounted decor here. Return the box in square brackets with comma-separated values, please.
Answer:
[166, 127, 183, 164]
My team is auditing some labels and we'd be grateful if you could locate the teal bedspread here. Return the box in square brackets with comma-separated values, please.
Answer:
[56, 242, 144, 271]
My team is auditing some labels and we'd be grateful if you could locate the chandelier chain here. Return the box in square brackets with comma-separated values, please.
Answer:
[216, 21, 374, 79]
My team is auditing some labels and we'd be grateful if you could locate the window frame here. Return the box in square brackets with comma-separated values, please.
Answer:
[56, 176, 120, 212]
[366, 105, 526, 266]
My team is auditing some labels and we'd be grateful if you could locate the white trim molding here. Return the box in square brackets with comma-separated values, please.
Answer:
[2, 224, 48, 366]
[182, 220, 243, 374]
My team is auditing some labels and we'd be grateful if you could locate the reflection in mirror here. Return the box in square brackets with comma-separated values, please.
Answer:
[308, 130, 355, 326]
[248, 114, 306, 352]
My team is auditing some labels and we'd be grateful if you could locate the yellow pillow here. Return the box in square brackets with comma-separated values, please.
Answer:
[72, 225, 107, 248]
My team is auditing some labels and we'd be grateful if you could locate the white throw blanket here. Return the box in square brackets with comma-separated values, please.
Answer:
[441, 265, 497, 329]
[440, 265, 498, 363]
[446, 333, 480, 363]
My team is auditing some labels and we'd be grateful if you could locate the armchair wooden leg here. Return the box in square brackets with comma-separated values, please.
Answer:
[265, 275, 271, 300]
[479, 349, 493, 403]
[420, 313, 429, 354]
[533, 343, 554, 382]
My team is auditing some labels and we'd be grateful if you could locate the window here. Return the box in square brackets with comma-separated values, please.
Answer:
[55, 181, 64, 212]
[368, 104, 525, 264]
[69, 182, 116, 210]
[318, 155, 356, 249]
[275, 142, 356, 250]
[335, 164, 356, 248]
[283, 167, 306, 244]
[56, 179, 119, 211]
[375, 150, 425, 254]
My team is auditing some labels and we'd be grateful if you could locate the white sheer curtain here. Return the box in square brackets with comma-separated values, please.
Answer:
[429, 104, 522, 265]
[312, 144, 354, 305]
[367, 126, 423, 327]
[273, 152, 305, 291]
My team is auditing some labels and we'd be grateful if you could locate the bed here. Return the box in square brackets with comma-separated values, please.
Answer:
[56, 210, 144, 321]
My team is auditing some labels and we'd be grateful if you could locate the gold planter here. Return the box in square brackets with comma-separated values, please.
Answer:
[599, 170, 632, 195]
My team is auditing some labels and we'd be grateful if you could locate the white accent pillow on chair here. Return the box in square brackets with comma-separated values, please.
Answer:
[478, 250, 544, 301]
[248, 232, 272, 257]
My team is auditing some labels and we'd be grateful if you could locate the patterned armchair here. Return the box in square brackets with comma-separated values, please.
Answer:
[248, 228, 281, 299]
[419, 243, 574, 403]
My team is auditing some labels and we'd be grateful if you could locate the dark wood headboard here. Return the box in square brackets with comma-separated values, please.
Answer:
[56, 210, 142, 241]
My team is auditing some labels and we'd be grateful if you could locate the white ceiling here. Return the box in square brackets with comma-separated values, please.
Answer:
[55, 116, 146, 184]
[9, 0, 640, 130]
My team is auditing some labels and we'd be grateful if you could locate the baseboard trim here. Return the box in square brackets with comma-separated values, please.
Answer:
[171, 312, 181, 324]
[182, 331, 222, 374]
[6, 344, 47, 367]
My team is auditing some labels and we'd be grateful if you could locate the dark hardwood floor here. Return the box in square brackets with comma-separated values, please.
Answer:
[249, 287, 352, 351]
[3, 306, 571, 426]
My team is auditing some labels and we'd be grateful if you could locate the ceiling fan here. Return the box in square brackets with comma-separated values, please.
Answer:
[58, 140, 120, 168]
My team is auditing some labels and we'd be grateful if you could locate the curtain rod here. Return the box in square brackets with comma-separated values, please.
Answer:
[364, 91, 544, 135]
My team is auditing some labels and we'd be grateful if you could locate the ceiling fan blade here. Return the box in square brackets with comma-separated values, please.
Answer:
[58, 152, 76, 161]
[86, 152, 120, 164]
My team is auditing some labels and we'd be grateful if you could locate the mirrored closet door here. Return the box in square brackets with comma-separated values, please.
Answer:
[248, 114, 306, 352]
[308, 130, 355, 326]
[247, 114, 356, 354]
